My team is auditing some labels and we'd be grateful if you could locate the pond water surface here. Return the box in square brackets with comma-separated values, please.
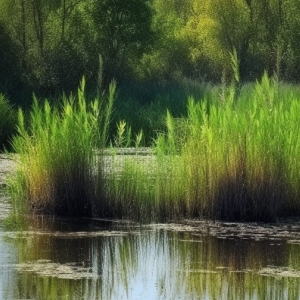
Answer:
[2, 155, 300, 299]
[1, 215, 300, 300]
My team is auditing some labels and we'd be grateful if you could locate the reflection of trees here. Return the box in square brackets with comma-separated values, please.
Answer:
[7, 225, 300, 299]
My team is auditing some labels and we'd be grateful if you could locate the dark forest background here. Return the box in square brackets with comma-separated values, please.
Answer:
[1, 0, 300, 105]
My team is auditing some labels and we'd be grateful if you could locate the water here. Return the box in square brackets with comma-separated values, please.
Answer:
[1, 155, 300, 299]
[1, 217, 300, 300]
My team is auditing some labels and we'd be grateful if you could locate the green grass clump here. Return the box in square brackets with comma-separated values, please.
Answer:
[155, 73, 300, 221]
[0, 94, 17, 151]
[10, 78, 116, 218]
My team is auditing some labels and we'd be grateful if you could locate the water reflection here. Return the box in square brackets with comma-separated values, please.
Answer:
[2, 219, 300, 299]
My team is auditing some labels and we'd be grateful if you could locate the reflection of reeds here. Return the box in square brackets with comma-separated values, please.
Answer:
[9, 227, 300, 300]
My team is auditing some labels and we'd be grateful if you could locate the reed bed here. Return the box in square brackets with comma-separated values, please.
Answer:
[155, 73, 300, 221]
[8, 73, 300, 222]
[10, 78, 116, 218]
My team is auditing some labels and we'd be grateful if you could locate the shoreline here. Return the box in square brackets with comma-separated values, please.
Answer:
[0, 154, 17, 188]
[2, 152, 300, 229]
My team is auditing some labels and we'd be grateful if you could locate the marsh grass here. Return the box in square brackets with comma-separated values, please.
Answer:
[10, 78, 116, 218]
[154, 73, 300, 221]
[8, 73, 300, 223]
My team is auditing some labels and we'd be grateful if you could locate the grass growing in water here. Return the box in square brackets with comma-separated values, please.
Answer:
[155, 73, 300, 221]
[8, 73, 300, 223]
[10, 78, 116, 218]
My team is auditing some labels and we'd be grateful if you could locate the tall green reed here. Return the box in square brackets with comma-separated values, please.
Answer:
[10, 78, 116, 218]
[9, 72, 300, 223]
[154, 73, 300, 221]
[98, 73, 300, 222]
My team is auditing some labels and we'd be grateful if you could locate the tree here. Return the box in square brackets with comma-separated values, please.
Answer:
[135, 0, 193, 81]
[0, 21, 22, 96]
[0, 0, 89, 95]
[91, 0, 154, 80]
[179, 0, 252, 82]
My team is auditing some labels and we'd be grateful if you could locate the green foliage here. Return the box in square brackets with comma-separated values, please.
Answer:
[136, 0, 192, 80]
[91, 0, 154, 80]
[0, 94, 17, 151]
[0, 21, 22, 96]
[110, 78, 206, 146]
[2, 0, 300, 99]
[44, 41, 87, 92]
[10, 78, 116, 217]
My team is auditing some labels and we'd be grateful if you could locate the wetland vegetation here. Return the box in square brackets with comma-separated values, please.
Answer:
[4, 73, 300, 224]
[2, 0, 300, 224]
[3, 70, 300, 298]
[2, 1, 300, 298]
